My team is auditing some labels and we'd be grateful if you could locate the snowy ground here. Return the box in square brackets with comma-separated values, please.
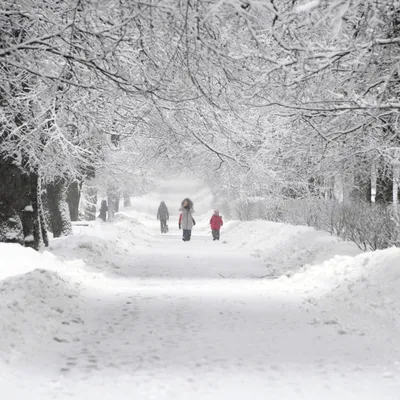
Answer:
[1, 206, 400, 399]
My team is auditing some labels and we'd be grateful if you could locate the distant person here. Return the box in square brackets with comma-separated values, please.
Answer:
[157, 201, 169, 233]
[98, 200, 108, 222]
[210, 209, 223, 241]
[178, 198, 195, 241]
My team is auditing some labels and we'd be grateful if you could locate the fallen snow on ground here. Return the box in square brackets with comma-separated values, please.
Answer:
[1, 208, 400, 399]
[222, 220, 361, 277]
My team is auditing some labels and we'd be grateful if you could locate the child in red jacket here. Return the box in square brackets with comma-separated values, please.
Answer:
[210, 210, 223, 241]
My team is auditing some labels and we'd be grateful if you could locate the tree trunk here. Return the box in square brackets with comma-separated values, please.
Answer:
[66, 180, 82, 221]
[22, 173, 42, 249]
[393, 162, 400, 210]
[323, 177, 333, 201]
[115, 192, 120, 213]
[46, 180, 73, 237]
[333, 174, 344, 204]
[123, 192, 131, 207]
[39, 201, 49, 247]
[371, 160, 377, 203]
[0, 161, 47, 250]
[84, 185, 97, 221]
[107, 193, 116, 221]
[344, 171, 354, 204]
[107, 184, 119, 221]
[0, 162, 25, 246]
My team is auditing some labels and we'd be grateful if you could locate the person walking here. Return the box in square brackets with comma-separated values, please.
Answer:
[98, 200, 108, 222]
[179, 198, 195, 241]
[210, 209, 223, 241]
[157, 201, 169, 233]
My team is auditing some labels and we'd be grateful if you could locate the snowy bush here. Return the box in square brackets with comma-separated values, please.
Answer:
[328, 202, 400, 251]
[229, 197, 400, 251]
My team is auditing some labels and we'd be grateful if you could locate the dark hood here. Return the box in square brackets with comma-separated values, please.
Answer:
[181, 198, 194, 208]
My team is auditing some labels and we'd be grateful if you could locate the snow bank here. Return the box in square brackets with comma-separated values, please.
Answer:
[0, 243, 83, 280]
[0, 245, 85, 365]
[222, 220, 361, 277]
[113, 211, 142, 225]
[291, 248, 400, 318]
[291, 247, 400, 294]
[287, 247, 400, 341]
[221, 220, 400, 327]
[48, 212, 153, 276]
[0, 216, 151, 365]
[1, 209, 400, 397]
[0, 207, 153, 294]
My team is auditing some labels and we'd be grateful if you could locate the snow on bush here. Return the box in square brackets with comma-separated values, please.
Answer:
[228, 197, 400, 250]
[296, 0, 321, 13]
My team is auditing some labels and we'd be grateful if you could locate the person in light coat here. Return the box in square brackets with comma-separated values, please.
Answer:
[179, 198, 195, 241]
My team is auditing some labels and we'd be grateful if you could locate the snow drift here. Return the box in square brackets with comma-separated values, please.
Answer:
[222, 220, 361, 277]
[1, 213, 400, 399]
[1, 217, 399, 318]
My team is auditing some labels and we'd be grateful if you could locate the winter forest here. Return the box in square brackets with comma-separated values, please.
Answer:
[1, 0, 400, 399]
[0, 0, 399, 249]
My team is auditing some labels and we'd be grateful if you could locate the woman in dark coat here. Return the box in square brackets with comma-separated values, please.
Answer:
[98, 200, 108, 222]
[157, 201, 169, 233]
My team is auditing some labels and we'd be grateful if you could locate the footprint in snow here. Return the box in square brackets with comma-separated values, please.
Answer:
[53, 337, 69, 343]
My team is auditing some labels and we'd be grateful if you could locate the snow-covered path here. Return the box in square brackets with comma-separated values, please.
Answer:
[1, 221, 400, 399]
